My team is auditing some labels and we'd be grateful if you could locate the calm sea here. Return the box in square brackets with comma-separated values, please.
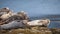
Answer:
[48, 21, 60, 28]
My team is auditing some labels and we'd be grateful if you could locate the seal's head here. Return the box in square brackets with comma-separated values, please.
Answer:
[3, 7, 9, 10]
[17, 11, 29, 20]
[17, 11, 27, 15]
[38, 19, 50, 27]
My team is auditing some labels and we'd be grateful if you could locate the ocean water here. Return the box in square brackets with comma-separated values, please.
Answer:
[47, 17, 60, 28]
[48, 21, 60, 28]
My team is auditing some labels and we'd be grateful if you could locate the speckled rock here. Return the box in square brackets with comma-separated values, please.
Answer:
[0, 27, 60, 34]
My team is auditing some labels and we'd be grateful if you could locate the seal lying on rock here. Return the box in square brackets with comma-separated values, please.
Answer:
[27, 19, 50, 27]
[0, 9, 29, 25]
[0, 20, 26, 30]
[0, 7, 13, 20]
[0, 7, 14, 25]
[2, 11, 29, 24]
[0, 11, 13, 20]
[0, 19, 50, 30]
[17, 11, 29, 20]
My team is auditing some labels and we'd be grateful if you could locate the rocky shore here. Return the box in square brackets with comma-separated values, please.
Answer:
[0, 27, 60, 34]
[0, 7, 60, 34]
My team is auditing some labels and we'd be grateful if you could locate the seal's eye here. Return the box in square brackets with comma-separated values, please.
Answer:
[17, 20, 20, 22]
[40, 21, 44, 22]
[40, 21, 44, 23]
[38, 21, 43, 23]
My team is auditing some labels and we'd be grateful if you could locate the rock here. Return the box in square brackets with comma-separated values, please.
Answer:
[0, 27, 53, 34]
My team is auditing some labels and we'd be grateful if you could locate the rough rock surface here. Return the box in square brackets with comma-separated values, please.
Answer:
[0, 27, 60, 34]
